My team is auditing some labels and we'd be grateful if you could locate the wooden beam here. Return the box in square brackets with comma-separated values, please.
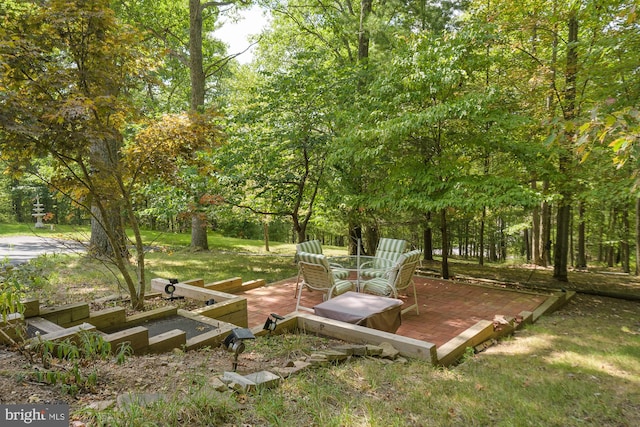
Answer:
[204, 277, 243, 292]
[151, 279, 239, 303]
[295, 312, 437, 363]
[436, 320, 493, 366]
[183, 278, 205, 287]
[104, 326, 149, 353]
[39, 302, 90, 326]
[190, 298, 248, 327]
[89, 307, 127, 332]
[126, 306, 177, 326]
[25, 317, 65, 334]
[25, 323, 97, 350]
[148, 329, 186, 353]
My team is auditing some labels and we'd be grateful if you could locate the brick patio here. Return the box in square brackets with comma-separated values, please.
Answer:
[239, 275, 549, 347]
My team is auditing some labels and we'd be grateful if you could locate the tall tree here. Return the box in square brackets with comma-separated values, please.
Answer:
[553, 9, 578, 281]
[220, 51, 342, 243]
[115, 0, 240, 250]
[0, 0, 157, 308]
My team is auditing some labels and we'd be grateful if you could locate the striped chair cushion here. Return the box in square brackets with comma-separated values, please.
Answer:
[332, 279, 354, 296]
[374, 238, 408, 267]
[361, 277, 393, 297]
[298, 251, 331, 271]
[296, 240, 323, 255]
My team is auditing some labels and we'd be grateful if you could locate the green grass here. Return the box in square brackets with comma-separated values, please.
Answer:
[77, 301, 640, 425]
[4, 225, 640, 425]
[1, 225, 348, 302]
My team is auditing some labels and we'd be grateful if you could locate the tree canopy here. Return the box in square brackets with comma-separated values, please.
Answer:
[2, 0, 639, 281]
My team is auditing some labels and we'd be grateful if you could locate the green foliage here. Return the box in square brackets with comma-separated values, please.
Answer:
[29, 331, 130, 397]
[0, 262, 25, 323]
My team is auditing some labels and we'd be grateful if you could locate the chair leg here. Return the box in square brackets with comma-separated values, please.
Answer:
[294, 271, 301, 298]
[412, 281, 419, 315]
[295, 283, 313, 312]
[400, 281, 419, 315]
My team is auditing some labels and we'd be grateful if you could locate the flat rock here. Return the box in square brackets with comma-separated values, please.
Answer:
[379, 342, 400, 360]
[117, 393, 166, 408]
[244, 371, 280, 389]
[86, 400, 115, 411]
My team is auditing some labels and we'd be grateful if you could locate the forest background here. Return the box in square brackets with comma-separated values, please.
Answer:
[1, 0, 639, 307]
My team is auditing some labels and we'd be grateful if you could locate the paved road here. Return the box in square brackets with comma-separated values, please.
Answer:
[0, 235, 86, 265]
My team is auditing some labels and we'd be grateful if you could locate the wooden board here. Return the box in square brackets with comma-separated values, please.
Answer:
[295, 312, 437, 363]
[148, 329, 187, 353]
[436, 320, 493, 366]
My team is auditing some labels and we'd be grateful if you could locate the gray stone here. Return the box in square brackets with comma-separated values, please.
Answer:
[86, 400, 115, 411]
[244, 371, 280, 389]
[307, 353, 329, 366]
[273, 360, 312, 378]
[117, 393, 166, 408]
[379, 342, 400, 360]
[210, 376, 228, 392]
[317, 349, 349, 362]
[365, 345, 383, 356]
[332, 344, 367, 356]
[222, 371, 256, 392]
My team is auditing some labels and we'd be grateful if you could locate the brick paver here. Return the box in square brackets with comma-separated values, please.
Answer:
[240, 276, 548, 347]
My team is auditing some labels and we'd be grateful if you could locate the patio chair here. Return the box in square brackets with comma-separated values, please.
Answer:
[294, 240, 348, 297]
[295, 252, 354, 312]
[360, 238, 408, 279]
[360, 249, 422, 315]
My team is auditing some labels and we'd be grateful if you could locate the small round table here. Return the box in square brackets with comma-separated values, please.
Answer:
[328, 255, 394, 291]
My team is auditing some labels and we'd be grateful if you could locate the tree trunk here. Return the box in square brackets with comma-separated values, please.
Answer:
[553, 12, 578, 282]
[464, 220, 470, 258]
[263, 221, 270, 252]
[190, 214, 208, 251]
[576, 201, 587, 268]
[635, 197, 640, 275]
[189, 0, 205, 111]
[541, 194, 551, 266]
[440, 208, 449, 279]
[364, 225, 379, 256]
[349, 225, 364, 256]
[423, 212, 434, 261]
[479, 206, 486, 266]
[621, 208, 629, 273]
[188, 0, 209, 250]
[499, 217, 506, 261]
[90, 204, 127, 258]
[569, 208, 574, 267]
[358, 0, 372, 62]
[89, 136, 128, 260]
[293, 211, 307, 245]
[553, 204, 571, 281]
[532, 180, 542, 264]
[607, 208, 616, 267]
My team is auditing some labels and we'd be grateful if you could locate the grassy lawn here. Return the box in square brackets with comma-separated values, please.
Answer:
[2, 226, 639, 425]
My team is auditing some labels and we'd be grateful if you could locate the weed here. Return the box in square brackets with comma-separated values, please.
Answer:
[27, 331, 131, 397]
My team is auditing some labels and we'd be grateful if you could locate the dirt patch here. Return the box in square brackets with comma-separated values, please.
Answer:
[0, 331, 342, 412]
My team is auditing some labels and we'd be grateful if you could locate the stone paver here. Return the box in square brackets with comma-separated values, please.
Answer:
[240, 276, 548, 347]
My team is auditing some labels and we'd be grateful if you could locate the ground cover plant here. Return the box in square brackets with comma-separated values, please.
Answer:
[1, 230, 639, 425]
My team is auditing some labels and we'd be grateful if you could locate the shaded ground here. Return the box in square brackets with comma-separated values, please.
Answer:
[420, 259, 640, 300]
[1, 256, 639, 424]
[1, 291, 638, 424]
